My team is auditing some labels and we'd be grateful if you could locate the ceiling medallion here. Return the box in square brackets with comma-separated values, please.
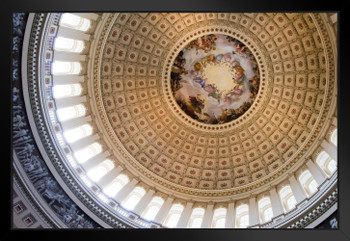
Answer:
[171, 34, 260, 125]
[163, 27, 268, 131]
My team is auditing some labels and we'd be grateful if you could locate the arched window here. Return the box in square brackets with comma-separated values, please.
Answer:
[103, 174, 129, 197]
[53, 84, 82, 99]
[59, 13, 91, 32]
[163, 203, 184, 228]
[187, 207, 205, 228]
[211, 207, 227, 228]
[298, 170, 318, 197]
[330, 129, 337, 146]
[73, 142, 102, 163]
[327, 159, 337, 174]
[142, 196, 164, 221]
[235, 204, 249, 228]
[52, 61, 82, 75]
[121, 186, 146, 211]
[87, 159, 115, 182]
[258, 197, 273, 223]
[54, 36, 85, 53]
[56, 104, 86, 122]
[316, 151, 337, 176]
[278, 185, 297, 212]
[63, 124, 92, 143]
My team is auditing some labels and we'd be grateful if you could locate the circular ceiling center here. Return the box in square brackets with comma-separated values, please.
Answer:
[171, 34, 260, 124]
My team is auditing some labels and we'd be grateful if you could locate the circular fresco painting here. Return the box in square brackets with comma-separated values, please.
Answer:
[171, 34, 260, 124]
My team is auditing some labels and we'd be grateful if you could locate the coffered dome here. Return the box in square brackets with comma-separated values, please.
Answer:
[90, 12, 336, 197]
[13, 12, 338, 229]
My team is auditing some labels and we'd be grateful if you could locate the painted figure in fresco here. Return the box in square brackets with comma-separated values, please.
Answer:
[215, 54, 224, 62]
[186, 39, 199, 51]
[199, 35, 209, 49]
[198, 34, 217, 52]
[249, 75, 260, 99]
[186, 34, 217, 53]
[200, 54, 216, 67]
[235, 44, 247, 56]
[188, 95, 205, 113]
[231, 65, 245, 96]
[194, 77, 206, 87]
[171, 34, 260, 124]
[229, 38, 248, 56]
[171, 50, 187, 92]
[194, 62, 203, 71]
[223, 53, 234, 64]
[233, 65, 245, 84]
[203, 84, 220, 102]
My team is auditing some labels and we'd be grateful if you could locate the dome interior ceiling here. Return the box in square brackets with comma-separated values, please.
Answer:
[14, 12, 338, 229]
[87, 12, 336, 197]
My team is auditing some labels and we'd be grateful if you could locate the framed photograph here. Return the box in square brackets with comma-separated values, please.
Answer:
[8, 0, 349, 240]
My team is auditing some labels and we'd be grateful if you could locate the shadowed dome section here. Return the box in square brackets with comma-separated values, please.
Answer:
[171, 34, 260, 124]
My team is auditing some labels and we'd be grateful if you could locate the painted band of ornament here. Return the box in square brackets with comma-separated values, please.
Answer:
[91, 13, 336, 197]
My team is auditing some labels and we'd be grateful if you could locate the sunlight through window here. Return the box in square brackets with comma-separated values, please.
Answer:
[299, 170, 318, 197]
[56, 104, 86, 122]
[103, 174, 129, 197]
[121, 187, 146, 211]
[73, 142, 102, 163]
[52, 61, 82, 75]
[258, 197, 273, 223]
[63, 124, 92, 143]
[54, 36, 85, 53]
[53, 84, 82, 99]
[60, 13, 91, 32]
[87, 159, 115, 182]
[316, 151, 337, 177]
[142, 197, 164, 221]
[163, 204, 184, 228]
[187, 208, 205, 228]
[211, 207, 227, 228]
[236, 204, 249, 228]
[330, 129, 337, 146]
[279, 185, 297, 212]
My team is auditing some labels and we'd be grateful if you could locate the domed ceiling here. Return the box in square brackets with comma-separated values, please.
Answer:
[16, 12, 337, 228]
[91, 12, 336, 197]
